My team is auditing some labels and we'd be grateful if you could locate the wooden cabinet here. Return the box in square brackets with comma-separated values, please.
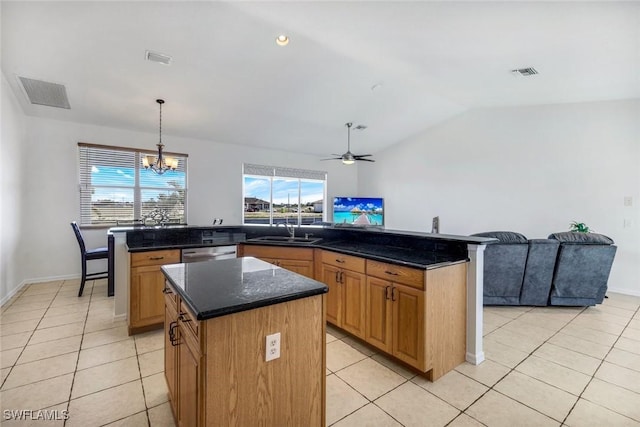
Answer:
[239, 245, 314, 278]
[319, 251, 366, 338]
[129, 249, 180, 335]
[163, 278, 326, 426]
[365, 275, 426, 370]
[165, 282, 205, 427]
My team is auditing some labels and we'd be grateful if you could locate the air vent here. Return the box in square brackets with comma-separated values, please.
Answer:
[146, 50, 172, 65]
[511, 67, 539, 77]
[18, 77, 71, 109]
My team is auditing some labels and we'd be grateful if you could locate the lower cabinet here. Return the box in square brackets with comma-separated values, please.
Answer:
[165, 283, 204, 427]
[366, 277, 425, 369]
[319, 251, 366, 339]
[319, 250, 467, 381]
[129, 249, 180, 335]
[239, 245, 314, 278]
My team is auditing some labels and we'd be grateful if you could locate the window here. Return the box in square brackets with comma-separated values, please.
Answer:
[243, 164, 326, 226]
[78, 143, 188, 225]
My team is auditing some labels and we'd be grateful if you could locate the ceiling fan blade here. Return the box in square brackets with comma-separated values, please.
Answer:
[356, 158, 375, 162]
[353, 154, 373, 158]
[320, 157, 342, 161]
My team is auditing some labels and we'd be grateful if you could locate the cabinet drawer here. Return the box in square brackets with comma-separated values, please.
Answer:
[163, 280, 178, 311]
[241, 245, 314, 261]
[179, 300, 200, 343]
[321, 250, 365, 274]
[366, 260, 425, 290]
[131, 249, 180, 267]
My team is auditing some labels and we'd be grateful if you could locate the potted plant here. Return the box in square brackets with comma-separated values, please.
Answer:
[569, 221, 590, 233]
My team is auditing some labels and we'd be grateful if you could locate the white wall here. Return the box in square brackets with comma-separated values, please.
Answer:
[358, 99, 640, 296]
[17, 117, 357, 283]
[1, 72, 27, 304]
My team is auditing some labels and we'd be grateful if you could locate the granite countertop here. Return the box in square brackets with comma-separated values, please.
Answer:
[161, 257, 328, 320]
[316, 241, 467, 269]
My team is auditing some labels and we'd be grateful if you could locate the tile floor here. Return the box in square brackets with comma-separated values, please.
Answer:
[1, 279, 639, 426]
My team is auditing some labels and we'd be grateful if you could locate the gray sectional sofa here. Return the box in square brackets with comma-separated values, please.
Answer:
[473, 231, 616, 306]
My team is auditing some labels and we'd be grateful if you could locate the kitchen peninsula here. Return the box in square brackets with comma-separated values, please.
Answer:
[110, 225, 495, 368]
[161, 257, 328, 426]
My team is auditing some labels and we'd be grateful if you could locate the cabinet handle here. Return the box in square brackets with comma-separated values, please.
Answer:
[385, 270, 399, 276]
[178, 313, 192, 323]
[335, 271, 340, 284]
[149, 256, 165, 261]
[385, 286, 391, 300]
[335, 259, 345, 264]
[162, 287, 172, 294]
[169, 321, 179, 346]
[339, 271, 344, 284]
[391, 287, 397, 301]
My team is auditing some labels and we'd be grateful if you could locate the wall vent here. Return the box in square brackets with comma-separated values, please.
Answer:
[146, 50, 172, 65]
[18, 77, 71, 109]
[511, 67, 539, 77]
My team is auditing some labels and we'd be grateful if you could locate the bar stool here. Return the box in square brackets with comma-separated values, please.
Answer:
[70, 221, 109, 297]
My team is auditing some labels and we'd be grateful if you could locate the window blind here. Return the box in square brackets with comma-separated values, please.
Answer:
[78, 143, 188, 225]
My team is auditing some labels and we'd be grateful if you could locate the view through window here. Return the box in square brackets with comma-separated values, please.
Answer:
[243, 164, 326, 226]
[78, 143, 188, 225]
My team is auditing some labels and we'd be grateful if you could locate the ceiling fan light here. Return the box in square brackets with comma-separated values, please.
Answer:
[342, 159, 355, 165]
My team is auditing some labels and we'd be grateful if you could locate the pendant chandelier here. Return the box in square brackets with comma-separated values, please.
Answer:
[143, 99, 178, 175]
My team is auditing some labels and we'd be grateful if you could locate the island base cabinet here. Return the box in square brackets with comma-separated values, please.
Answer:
[205, 295, 326, 427]
[165, 282, 326, 427]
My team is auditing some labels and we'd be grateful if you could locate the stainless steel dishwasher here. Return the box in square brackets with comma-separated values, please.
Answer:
[181, 245, 237, 263]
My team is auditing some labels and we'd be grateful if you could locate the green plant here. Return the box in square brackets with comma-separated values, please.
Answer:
[570, 221, 590, 233]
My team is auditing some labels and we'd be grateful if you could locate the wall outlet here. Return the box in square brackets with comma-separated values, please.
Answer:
[624, 196, 633, 207]
[265, 332, 281, 362]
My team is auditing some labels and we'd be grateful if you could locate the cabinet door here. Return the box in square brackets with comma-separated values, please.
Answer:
[341, 270, 366, 339]
[392, 284, 426, 370]
[277, 259, 314, 278]
[365, 277, 392, 353]
[164, 300, 178, 417]
[178, 333, 200, 427]
[130, 265, 165, 328]
[321, 263, 342, 327]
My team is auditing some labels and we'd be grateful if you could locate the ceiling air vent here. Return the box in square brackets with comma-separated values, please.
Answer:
[511, 67, 539, 77]
[18, 77, 71, 109]
[146, 50, 172, 65]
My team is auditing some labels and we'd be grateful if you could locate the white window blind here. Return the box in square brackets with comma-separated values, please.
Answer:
[78, 143, 188, 225]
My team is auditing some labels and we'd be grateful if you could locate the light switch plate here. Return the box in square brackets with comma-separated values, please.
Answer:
[624, 196, 633, 207]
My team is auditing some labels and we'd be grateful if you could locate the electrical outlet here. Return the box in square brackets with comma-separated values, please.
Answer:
[265, 332, 281, 362]
[624, 196, 633, 207]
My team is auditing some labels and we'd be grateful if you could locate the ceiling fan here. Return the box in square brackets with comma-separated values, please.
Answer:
[323, 122, 375, 165]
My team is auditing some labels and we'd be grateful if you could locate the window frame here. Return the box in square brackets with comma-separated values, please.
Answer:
[242, 164, 327, 227]
[78, 142, 188, 226]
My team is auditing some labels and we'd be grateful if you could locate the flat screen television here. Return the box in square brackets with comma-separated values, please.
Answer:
[333, 197, 384, 226]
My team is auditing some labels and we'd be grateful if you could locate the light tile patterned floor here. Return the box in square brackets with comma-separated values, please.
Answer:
[1, 279, 639, 426]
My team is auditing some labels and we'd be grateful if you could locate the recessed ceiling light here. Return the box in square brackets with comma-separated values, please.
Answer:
[275, 35, 290, 46]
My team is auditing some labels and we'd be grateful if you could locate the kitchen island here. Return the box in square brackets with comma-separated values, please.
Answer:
[161, 257, 328, 427]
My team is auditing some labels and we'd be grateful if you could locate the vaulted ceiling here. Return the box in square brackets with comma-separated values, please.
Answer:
[2, 1, 639, 157]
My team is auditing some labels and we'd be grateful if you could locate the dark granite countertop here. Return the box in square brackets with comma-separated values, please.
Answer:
[315, 241, 467, 269]
[161, 257, 328, 320]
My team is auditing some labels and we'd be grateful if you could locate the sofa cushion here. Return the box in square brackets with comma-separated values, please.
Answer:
[472, 231, 528, 244]
[548, 232, 614, 245]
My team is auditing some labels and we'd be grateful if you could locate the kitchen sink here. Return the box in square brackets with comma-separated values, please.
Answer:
[246, 236, 322, 245]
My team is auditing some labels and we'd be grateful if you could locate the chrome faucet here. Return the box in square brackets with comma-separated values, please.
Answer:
[281, 220, 295, 238]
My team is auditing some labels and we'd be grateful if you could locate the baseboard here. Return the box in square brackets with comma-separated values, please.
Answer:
[1, 274, 83, 307]
[0, 280, 29, 307]
[607, 287, 640, 297]
[113, 313, 127, 321]
[466, 351, 485, 366]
